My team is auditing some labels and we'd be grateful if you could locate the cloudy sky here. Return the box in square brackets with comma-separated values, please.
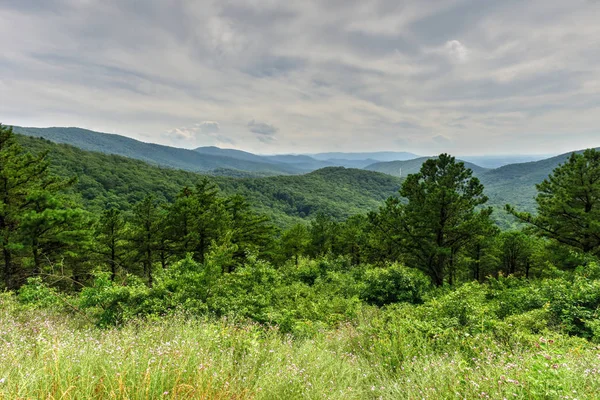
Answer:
[1, 0, 599, 155]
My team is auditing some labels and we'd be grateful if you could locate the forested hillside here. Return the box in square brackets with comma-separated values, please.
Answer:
[365, 156, 489, 177]
[17, 134, 402, 227]
[14, 126, 301, 176]
[14, 126, 421, 175]
[366, 150, 600, 225]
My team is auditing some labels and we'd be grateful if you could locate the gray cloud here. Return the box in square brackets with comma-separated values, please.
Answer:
[163, 121, 234, 147]
[1, 0, 600, 155]
[248, 120, 278, 136]
[196, 121, 220, 134]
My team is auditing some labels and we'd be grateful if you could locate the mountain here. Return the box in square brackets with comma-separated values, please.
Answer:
[14, 126, 300, 176]
[13, 126, 395, 176]
[17, 134, 403, 227]
[12, 125, 598, 228]
[193, 146, 276, 164]
[309, 151, 419, 162]
[322, 158, 381, 169]
[365, 149, 600, 228]
[364, 157, 490, 177]
[459, 154, 553, 169]
[477, 149, 599, 212]
[262, 155, 334, 171]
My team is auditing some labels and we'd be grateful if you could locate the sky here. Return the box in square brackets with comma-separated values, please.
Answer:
[1, 0, 599, 155]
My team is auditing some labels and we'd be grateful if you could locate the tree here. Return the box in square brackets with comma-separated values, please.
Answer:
[508, 149, 600, 258]
[307, 213, 337, 258]
[19, 193, 89, 277]
[463, 227, 499, 282]
[225, 194, 273, 269]
[0, 124, 83, 289]
[280, 223, 310, 266]
[129, 196, 161, 287]
[498, 231, 533, 277]
[164, 180, 228, 264]
[373, 154, 492, 286]
[95, 208, 126, 281]
[336, 215, 369, 265]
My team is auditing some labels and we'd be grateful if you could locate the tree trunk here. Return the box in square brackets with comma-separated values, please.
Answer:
[473, 244, 481, 282]
[109, 233, 116, 281]
[32, 245, 41, 276]
[3, 247, 12, 290]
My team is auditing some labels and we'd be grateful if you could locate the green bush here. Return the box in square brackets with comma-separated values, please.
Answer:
[359, 263, 430, 306]
[17, 277, 63, 309]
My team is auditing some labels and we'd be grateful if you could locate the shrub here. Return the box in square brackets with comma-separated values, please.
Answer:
[360, 263, 431, 306]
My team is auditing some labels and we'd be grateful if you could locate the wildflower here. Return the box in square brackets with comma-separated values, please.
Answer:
[0, 378, 5, 384]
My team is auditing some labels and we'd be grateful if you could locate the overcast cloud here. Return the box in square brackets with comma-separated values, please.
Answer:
[0, 0, 599, 154]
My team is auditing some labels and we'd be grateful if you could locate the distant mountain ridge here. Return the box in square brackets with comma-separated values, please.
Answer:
[11, 125, 599, 223]
[365, 149, 600, 226]
[365, 157, 490, 177]
[13, 126, 424, 176]
[14, 126, 301, 176]
[308, 151, 419, 162]
[15, 134, 404, 227]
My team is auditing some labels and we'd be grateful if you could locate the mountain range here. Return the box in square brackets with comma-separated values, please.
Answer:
[10, 124, 597, 228]
[13, 126, 421, 176]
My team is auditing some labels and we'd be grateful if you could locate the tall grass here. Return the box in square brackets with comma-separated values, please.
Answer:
[1, 295, 599, 399]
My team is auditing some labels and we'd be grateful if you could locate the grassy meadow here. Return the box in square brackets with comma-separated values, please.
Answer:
[2, 293, 599, 400]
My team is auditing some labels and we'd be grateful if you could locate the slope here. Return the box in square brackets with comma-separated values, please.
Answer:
[364, 157, 490, 178]
[309, 151, 419, 162]
[478, 148, 600, 212]
[13, 126, 300, 176]
[17, 135, 403, 228]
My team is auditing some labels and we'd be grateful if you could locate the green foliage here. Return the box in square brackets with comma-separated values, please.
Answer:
[1, 124, 86, 289]
[371, 154, 494, 285]
[359, 263, 430, 306]
[14, 125, 300, 175]
[509, 149, 600, 258]
[17, 134, 402, 228]
[78, 272, 149, 326]
[16, 277, 62, 309]
[7, 123, 600, 398]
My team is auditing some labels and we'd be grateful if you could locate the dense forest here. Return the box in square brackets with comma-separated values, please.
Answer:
[2, 122, 600, 398]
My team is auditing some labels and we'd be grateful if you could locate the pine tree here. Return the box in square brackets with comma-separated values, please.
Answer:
[0, 124, 83, 289]
[95, 208, 126, 281]
[225, 194, 273, 269]
[130, 196, 161, 287]
[374, 154, 492, 286]
[508, 149, 600, 257]
[280, 223, 310, 266]
[164, 180, 228, 264]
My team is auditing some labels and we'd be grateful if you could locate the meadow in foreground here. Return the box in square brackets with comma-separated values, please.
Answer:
[2, 292, 599, 400]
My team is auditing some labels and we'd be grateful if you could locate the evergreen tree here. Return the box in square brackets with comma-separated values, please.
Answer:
[0, 124, 83, 289]
[165, 180, 228, 264]
[336, 215, 369, 265]
[308, 213, 337, 258]
[95, 208, 126, 281]
[280, 223, 310, 266]
[508, 149, 600, 257]
[225, 194, 273, 269]
[130, 196, 161, 286]
[19, 193, 89, 276]
[497, 231, 532, 277]
[374, 154, 492, 286]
